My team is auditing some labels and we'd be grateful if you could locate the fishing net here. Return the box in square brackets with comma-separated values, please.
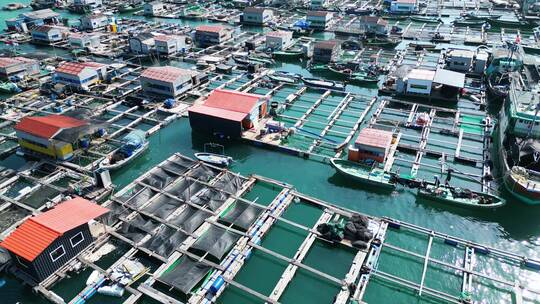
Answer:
[141, 226, 187, 258]
[142, 193, 184, 219]
[116, 185, 157, 208]
[119, 214, 159, 243]
[190, 188, 229, 211]
[188, 225, 240, 262]
[102, 201, 129, 225]
[212, 172, 245, 193]
[219, 201, 264, 231]
[141, 168, 176, 189]
[168, 206, 208, 233]
[164, 178, 205, 202]
[158, 257, 211, 295]
[161, 156, 195, 175]
[187, 164, 219, 182]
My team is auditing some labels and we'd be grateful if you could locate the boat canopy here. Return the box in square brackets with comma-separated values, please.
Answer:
[120, 130, 146, 154]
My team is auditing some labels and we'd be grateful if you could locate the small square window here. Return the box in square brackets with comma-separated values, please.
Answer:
[70, 232, 84, 248]
[50, 245, 65, 262]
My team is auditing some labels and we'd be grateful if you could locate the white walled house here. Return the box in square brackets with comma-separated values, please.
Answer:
[0, 57, 40, 80]
[242, 7, 273, 25]
[390, 0, 417, 13]
[69, 33, 100, 49]
[54, 61, 107, 90]
[265, 31, 293, 51]
[129, 33, 155, 54]
[31, 26, 68, 44]
[140, 66, 201, 97]
[143, 2, 165, 16]
[155, 35, 189, 55]
[306, 11, 333, 29]
[405, 69, 435, 95]
[195, 25, 232, 47]
[79, 14, 108, 31]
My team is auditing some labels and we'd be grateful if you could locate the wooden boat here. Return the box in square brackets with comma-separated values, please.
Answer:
[350, 73, 379, 85]
[100, 130, 148, 170]
[452, 17, 486, 27]
[273, 48, 304, 59]
[462, 12, 501, 21]
[364, 37, 400, 48]
[330, 158, 396, 190]
[410, 16, 442, 23]
[118, 3, 143, 13]
[195, 143, 233, 167]
[309, 64, 329, 72]
[268, 71, 299, 84]
[3, 2, 26, 10]
[489, 18, 531, 28]
[302, 77, 346, 91]
[417, 184, 505, 208]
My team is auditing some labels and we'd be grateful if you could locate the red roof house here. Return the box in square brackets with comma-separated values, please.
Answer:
[0, 197, 108, 282]
[188, 89, 268, 138]
[349, 128, 394, 163]
[15, 115, 88, 140]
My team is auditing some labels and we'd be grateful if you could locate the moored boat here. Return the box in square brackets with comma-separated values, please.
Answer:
[302, 77, 346, 91]
[273, 48, 304, 59]
[364, 37, 400, 48]
[194, 143, 233, 167]
[452, 17, 487, 27]
[417, 184, 505, 208]
[268, 71, 299, 84]
[99, 130, 148, 170]
[330, 158, 396, 190]
[410, 15, 442, 23]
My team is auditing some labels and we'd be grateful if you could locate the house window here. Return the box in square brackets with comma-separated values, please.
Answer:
[70, 232, 84, 247]
[50, 245, 65, 262]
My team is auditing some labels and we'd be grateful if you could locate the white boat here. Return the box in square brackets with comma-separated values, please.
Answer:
[100, 130, 148, 170]
[194, 143, 233, 167]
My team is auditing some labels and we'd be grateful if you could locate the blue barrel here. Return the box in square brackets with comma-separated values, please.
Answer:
[164, 99, 175, 109]
[80, 138, 90, 149]
[97, 128, 106, 137]
[53, 106, 63, 113]
[66, 99, 73, 106]
[209, 276, 225, 295]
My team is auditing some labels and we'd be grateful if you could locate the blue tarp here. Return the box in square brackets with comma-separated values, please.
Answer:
[293, 20, 310, 29]
[120, 130, 145, 155]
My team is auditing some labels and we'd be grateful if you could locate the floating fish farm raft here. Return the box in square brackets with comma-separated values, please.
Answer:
[19, 153, 540, 304]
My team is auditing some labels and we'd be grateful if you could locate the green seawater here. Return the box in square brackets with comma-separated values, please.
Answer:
[0, 4, 539, 304]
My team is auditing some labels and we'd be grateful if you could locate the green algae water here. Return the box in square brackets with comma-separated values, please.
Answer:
[0, 5, 540, 304]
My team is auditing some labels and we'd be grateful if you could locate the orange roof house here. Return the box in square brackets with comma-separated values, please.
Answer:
[1, 198, 108, 282]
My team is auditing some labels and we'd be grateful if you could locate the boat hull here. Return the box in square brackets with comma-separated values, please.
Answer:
[100, 142, 149, 171]
[417, 187, 505, 209]
[330, 158, 396, 190]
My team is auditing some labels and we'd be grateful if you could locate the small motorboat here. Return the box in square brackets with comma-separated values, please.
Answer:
[100, 130, 148, 170]
[330, 158, 397, 190]
[195, 143, 233, 167]
[302, 77, 346, 91]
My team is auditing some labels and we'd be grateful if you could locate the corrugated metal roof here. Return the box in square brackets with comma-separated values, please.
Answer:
[32, 197, 109, 233]
[433, 68, 465, 88]
[355, 128, 393, 149]
[203, 89, 261, 114]
[0, 57, 36, 68]
[0, 197, 109, 261]
[0, 220, 59, 262]
[15, 115, 87, 139]
[55, 61, 105, 76]
[141, 66, 198, 83]
[188, 104, 247, 122]
[196, 25, 225, 33]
